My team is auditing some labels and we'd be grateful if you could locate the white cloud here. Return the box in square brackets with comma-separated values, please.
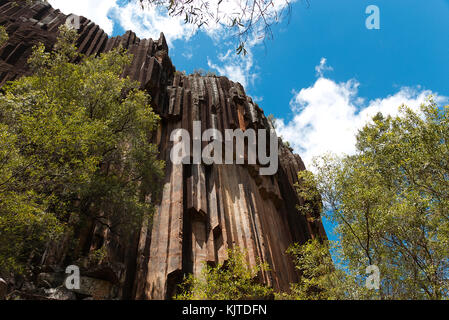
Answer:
[276, 59, 448, 167]
[207, 49, 256, 88]
[109, 2, 196, 46]
[161, 0, 296, 44]
[182, 50, 193, 60]
[48, 0, 117, 35]
[315, 57, 333, 77]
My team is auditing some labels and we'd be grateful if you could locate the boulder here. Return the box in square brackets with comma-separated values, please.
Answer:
[37, 273, 64, 288]
[44, 287, 77, 300]
[69, 277, 113, 300]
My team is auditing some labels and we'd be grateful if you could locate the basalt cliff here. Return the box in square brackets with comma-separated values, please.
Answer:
[0, 0, 326, 300]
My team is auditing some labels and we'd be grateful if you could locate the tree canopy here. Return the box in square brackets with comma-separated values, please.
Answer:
[292, 100, 449, 299]
[0, 26, 164, 273]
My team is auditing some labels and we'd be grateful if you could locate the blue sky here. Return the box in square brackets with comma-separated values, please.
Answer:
[48, 0, 449, 241]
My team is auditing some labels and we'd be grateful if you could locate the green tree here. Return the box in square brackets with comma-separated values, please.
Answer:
[175, 248, 273, 300]
[0, 26, 164, 273]
[292, 100, 449, 299]
[282, 238, 376, 300]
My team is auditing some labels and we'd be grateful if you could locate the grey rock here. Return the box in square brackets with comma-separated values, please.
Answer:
[44, 286, 77, 300]
[37, 272, 64, 288]
[81, 262, 124, 284]
[21, 281, 36, 292]
[69, 276, 113, 300]
[38, 279, 52, 289]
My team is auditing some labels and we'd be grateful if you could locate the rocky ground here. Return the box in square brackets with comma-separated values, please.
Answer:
[0, 260, 125, 300]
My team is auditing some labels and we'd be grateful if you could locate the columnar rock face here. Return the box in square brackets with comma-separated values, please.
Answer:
[0, 0, 326, 300]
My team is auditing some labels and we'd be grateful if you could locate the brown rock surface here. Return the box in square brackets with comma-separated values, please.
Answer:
[0, 0, 327, 300]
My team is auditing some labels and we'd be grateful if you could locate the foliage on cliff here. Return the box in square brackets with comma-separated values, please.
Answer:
[174, 248, 273, 300]
[0, 26, 7, 46]
[0, 26, 164, 273]
[282, 238, 376, 300]
[291, 100, 449, 299]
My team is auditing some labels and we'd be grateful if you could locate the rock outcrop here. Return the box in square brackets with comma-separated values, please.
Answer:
[0, 0, 326, 300]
